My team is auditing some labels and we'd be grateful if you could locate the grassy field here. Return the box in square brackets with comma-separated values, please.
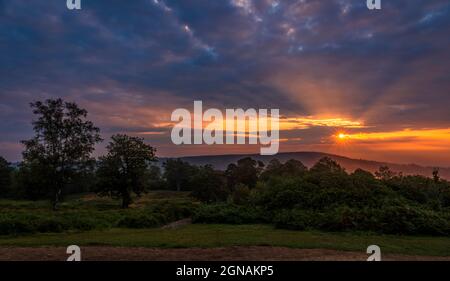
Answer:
[1, 192, 450, 257]
[1, 224, 450, 257]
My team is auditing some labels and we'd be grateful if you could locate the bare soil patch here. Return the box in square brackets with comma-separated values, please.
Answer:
[0, 246, 449, 261]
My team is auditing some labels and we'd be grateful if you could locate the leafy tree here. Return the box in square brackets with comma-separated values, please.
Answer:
[432, 168, 440, 183]
[0, 156, 12, 197]
[191, 165, 228, 203]
[163, 159, 197, 191]
[96, 134, 157, 208]
[14, 160, 53, 200]
[225, 163, 238, 191]
[230, 183, 251, 205]
[308, 157, 349, 188]
[375, 165, 396, 180]
[265, 159, 283, 171]
[261, 159, 307, 180]
[350, 169, 377, 188]
[22, 99, 101, 209]
[146, 165, 166, 190]
[225, 157, 264, 189]
[310, 157, 344, 174]
[282, 159, 308, 176]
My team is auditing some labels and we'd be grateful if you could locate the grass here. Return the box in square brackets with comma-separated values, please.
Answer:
[0, 191, 197, 235]
[0, 224, 449, 257]
[0, 191, 193, 211]
[1, 192, 449, 257]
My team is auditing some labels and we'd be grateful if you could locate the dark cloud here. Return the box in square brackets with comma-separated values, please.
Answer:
[0, 0, 449, 164]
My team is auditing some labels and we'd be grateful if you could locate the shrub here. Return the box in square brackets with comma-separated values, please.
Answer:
[35, 218, 68, 233]
[192, 204, 266, 224]
[117, 213, 160, 228]
[230, 184, 251, 205]
[273, 209, 309, 230]
[0, 218, 35, 235]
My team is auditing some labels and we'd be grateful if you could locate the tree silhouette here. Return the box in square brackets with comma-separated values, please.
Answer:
[225, 157, 264, 189]
[163, 159, 197, 191]
[22, 99, 101, 209]
[191, 165, 228, 203]
[96, 134, 156, 208]
[375, 166, 396, 180]
[0, 156, 12, 197]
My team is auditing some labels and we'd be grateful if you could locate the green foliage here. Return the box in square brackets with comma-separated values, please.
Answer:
[0, 156, 13, 198]
[96, 134, 157, 208]
[193, 157, 450, 236]
[190, 165, 228, 203]
[260, 159, 307, 181]
[192, 204, 266, 224]
[225, 157, 264, 189]
[117, 213, 160, 228]
[146, 165, 167, 190]
[230, 184, 251, 205]
[0, 193, 197, 236]
[3, 153, 450, 237]
[163, 159, 198, 191]
[21, 99, 102, 209]
[13, 161, 54, 200]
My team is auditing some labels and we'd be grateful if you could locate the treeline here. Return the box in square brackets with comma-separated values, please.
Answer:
[189, 157, 450, 235]
[1, 98, 450, 235]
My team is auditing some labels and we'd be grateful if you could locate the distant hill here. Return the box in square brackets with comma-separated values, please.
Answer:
[163, 152, 450, 180]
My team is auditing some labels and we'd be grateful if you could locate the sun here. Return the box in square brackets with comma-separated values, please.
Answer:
[335, 132, 351, 143]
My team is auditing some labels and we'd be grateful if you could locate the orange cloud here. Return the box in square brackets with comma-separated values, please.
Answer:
[280, 116, 365, 130]
[333, 128, 450, 151]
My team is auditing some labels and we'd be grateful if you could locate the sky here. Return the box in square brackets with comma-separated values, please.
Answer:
[0, 0, 450, 166]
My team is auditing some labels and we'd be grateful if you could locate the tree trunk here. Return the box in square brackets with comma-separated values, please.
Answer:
[122, 191, 131, 208]
[52, 188, 62, 211]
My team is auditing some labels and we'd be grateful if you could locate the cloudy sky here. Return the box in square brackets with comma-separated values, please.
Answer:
[1, 0, 450, 166]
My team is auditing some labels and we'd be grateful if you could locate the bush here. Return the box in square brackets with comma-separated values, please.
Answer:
[0, 198, 197, 236]
[117, 201, 196, 229]
[0, 218, 35, 235]
[117, 213, 160, 228]
[192, 204, 266, 224]
[273, 207, 358, 232]
[146, 200, 195, 222]
[66, 215, 99, 231]
[365, 204, 450, 235]
[273, 209, 309, 230]
[230, 184, 251, 205]
[35, 218, 68, 233]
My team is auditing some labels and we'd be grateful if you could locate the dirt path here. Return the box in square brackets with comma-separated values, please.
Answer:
[0, 246, 449, 261]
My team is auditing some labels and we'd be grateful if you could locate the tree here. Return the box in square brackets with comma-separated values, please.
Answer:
[310, 157, 344, 174]
[308, 157, 349, 188]
[191, 165, 228, 203]
[261, 159, 307, 180]
[96, 134, 157, 208]
[22, 99, 102, 209]
[375, 166, 396, 180]
[351, 168, 377, 188]
[432, 168, 440, 183]
[225, 157, 264, 189]
[282, 159, 308, 176]
[146, 165, 166, 190]
[163, 159, 197, 191]
[15, 160, 53, 200]
[0, 156, 12, 197]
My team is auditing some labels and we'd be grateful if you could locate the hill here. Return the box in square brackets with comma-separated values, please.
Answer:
[168, 152, 450, 180]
